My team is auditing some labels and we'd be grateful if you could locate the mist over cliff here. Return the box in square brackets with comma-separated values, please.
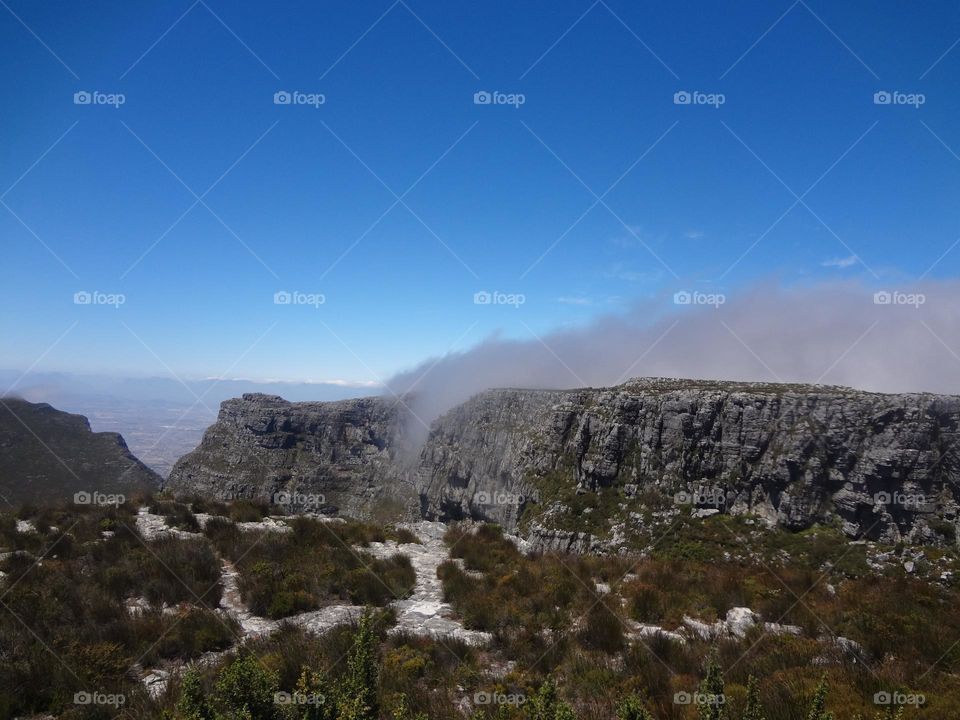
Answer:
[387, 280, 960, 436]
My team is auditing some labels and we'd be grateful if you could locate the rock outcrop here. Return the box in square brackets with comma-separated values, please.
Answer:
[165, 393, 415, 518]
[0, 397, 161, 505]
[167, 379, 960, 544]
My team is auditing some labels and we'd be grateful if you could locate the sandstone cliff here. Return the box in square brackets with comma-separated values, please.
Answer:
[164, 393, 414, 518]
[166, 380, 960, 545]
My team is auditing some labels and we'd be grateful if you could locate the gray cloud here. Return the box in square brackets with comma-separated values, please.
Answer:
[387, 280, 960, 435]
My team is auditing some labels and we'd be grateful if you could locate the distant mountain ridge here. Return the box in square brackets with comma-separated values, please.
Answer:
[0, 397, 161, 506]
[165, 379, 960, 546]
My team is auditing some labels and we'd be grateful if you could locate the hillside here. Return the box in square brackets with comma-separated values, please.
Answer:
[0, 397, 161, 506]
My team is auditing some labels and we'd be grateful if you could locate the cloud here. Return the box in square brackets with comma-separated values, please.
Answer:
[387, 279, 960, 439]
[822, 255, 859, 269]
[684, 230, 705, 240]
[556, 296, 593, 305]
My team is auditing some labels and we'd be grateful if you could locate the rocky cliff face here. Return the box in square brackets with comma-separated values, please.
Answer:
[0, 398, 161, 505]
[167, 380, 960, 545]
[165, 393, 415, 518]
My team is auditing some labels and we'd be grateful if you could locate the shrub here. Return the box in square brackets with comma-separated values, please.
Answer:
[213, 652, 279, 719]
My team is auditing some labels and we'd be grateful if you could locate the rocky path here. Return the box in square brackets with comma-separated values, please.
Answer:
[137, 511, 487, 696]
[366, 521, 492, 646]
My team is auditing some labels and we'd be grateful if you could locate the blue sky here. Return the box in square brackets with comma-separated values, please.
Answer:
[2, 0, 959, 384]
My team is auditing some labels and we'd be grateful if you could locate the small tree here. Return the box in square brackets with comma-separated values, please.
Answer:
[806, 677, 833, 720]
[338, 610, 380, 720]
[698, 653, 726, 720]
[390, 693, 427, 720]
[286, 667, 336, 720]
[213, 652, 279, 720]
[742, 676, 765, 720]
[616, 693, 654, 720]
[176, 667, 211, 720]
[528, 678, 577, 720]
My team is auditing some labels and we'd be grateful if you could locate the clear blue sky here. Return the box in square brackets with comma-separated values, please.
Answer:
[2, 0, 958, 384]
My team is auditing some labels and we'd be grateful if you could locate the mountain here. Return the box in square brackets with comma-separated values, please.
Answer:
[0, 397, 162, 506]
[164, 393, 412, 518]
[166, 379, 960, 545]
[0, 369, 377, 477]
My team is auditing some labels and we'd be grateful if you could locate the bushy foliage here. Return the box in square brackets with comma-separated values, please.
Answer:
[209, 517, 415, 619]
[616, 694, 654, 720]
[339, 610, 380, 720]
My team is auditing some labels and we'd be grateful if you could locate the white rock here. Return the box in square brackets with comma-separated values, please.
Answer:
[725, 607, 759, 638]
[16, 519, 35, 533]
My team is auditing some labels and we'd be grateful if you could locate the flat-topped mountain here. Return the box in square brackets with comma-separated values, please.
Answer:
[166, 379, 960, 545]
[0, 397, 161, 506]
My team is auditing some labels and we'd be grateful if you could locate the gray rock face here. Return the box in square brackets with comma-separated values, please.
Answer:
[165, 393, 415, 518]
[0, 397, 161, 505]
[167, 380, 960, 544]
